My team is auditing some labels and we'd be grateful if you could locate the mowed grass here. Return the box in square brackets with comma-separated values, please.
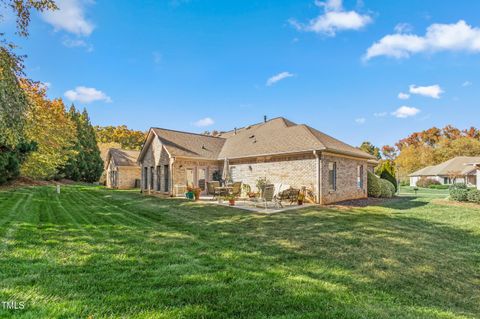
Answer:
[0, 186, 479, 318]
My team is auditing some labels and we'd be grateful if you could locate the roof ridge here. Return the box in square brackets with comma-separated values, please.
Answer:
[153, 127, 226, 140]
[219, 116, 294, 135]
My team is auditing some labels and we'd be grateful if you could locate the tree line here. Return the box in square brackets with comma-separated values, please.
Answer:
[360, 125, 480, 181]
[0, 1, 104, 184]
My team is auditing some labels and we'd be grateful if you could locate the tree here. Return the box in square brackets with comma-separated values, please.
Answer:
[1, 0, 57, 38]
[381, 145, 397, 160]
[433, 137, 480, 163]
[0, 1, 57, 184]
[95, 125, 146, 150]
[0, 48, 32, 184]
[20, 81, 76, 179]
[62, 106, 103, 182]
[395, 144, 435, 181]
[359, 141, 381, 159]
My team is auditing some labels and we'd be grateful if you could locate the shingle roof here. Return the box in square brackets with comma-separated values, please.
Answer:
[218, 118, 375, 159]
[152, 128, 225, 160]
[149, 117, 375, 161]
[409, 156, 480, 177]
[107, 148, 140, 167]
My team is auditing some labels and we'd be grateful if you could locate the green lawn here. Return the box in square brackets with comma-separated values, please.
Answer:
[0, 186, 479, 318]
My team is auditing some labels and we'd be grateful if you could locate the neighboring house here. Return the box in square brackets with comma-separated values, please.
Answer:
[105, 148, 141, 189]
[408, 156, 480, 187]
[137, 117, 376, 204]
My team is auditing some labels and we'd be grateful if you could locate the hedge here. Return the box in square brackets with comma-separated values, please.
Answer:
[467, 189, 480, 204]
[449, 183, 469, 202]
[379, 178, 395, 198]
[367, 171, 381, 198]
[380, 170, 397, 192]
[416, 178, 441, 188]
[368, 171, 395, 198]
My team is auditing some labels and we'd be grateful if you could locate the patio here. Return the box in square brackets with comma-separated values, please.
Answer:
[196, 196, 317, 214]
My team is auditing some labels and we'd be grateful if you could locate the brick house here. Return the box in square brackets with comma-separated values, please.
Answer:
[105, 148, 141, 189]
[137, 117, 377, 204]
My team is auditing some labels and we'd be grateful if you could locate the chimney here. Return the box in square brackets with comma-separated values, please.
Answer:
[234, 127, 237, 135]
[264, 115, 267, 123]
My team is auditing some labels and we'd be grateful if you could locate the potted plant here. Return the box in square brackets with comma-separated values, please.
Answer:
[193, 187, 202, 201]
[226, 194, 236, 206]
[297, 193, 305, 205]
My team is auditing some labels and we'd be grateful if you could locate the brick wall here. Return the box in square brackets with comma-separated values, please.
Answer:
[228, 154, 317, 193]
[320, 154, 368, 204]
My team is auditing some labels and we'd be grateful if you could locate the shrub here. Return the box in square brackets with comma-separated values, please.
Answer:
[367, 171, 381, 198]
[380, 170, 397, 192]
[416, 178, 441, 188]
[449, 183, 469, 202]
[467, 189, 480, 204]
[428, 184, 450, 190]
[379, 178, 395, 198]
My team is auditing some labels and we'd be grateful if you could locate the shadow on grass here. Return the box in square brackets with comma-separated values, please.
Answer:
[0, 186, 479, 318]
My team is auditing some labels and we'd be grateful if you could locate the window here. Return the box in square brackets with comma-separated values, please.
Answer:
[143, 167, 148, 189]
[328, 162, 336, 191]
[357, 165, 364, 189]
[150, 167, 154, 190]
[444, 177, 448, 185]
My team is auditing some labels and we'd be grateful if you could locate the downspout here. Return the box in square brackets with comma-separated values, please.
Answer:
[313, 150, 322, 204]
[170, 157, 175, 196]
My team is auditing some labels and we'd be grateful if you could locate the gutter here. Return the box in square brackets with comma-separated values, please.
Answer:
[313, 150, 323, 205]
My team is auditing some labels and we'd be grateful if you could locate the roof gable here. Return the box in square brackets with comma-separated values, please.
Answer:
[107, 148, 140, 167]
[152, 128, 225, 160]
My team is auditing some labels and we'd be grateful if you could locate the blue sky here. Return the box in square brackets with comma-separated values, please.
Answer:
[2, 0, 480, 148]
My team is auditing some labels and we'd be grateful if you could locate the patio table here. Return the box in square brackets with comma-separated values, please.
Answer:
[215, 186, 233, 196]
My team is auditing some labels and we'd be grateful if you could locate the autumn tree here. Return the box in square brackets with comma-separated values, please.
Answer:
[359, 141, 381, 159]
[19, 81, 76, 179]
[0, 0, 57, 184]
[0, 48, 34, 184]
[95, 125, 146, 150]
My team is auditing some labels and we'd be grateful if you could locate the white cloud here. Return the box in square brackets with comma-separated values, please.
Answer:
[365, 20, 480, 60]
[392, 106, 420, 118]
[64, 86, 112, 104]
[266, 72, 294, 86]
[42, 0, 94, 36]
[355, 117, 366, 124]
[462, 80, 472, 87]
[409, 84, 444, 99]
[194, 117, 214, 127]
[289, 0, 372, 36]
[373, 112, 387, 117]
[394, 22, 413, 34]
[62, 37, 93, 51]
[397, 92, 410, 100]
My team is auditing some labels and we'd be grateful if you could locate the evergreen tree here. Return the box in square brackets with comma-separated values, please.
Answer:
[376, 160, 397, 192]
[62, 106, 103, 182]
[80, 109, 103, 182]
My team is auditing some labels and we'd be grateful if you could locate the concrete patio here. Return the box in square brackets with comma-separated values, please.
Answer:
[196, 197, 317, 214]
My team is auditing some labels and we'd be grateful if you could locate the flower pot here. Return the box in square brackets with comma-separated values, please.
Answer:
[193, 189, 201, 201]
[229, 199, 235, 206]
[297, 200, 303, 205]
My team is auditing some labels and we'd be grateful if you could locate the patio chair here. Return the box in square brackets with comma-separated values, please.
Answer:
[231, 181, 242, 197]
[259, 184, 282, 209]
[206, 181, 220, 199]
